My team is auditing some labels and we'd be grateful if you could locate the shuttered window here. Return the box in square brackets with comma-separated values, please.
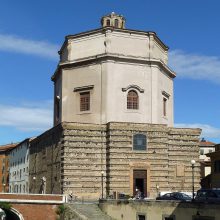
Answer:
[80, 92, 90, 111]
[127, 90, 139, 109]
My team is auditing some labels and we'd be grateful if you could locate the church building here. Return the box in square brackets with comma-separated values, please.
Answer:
[29, 13, 201, 199]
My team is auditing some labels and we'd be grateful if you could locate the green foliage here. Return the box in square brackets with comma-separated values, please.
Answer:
[56, 204, 66, 215]
[0, 202, 11, 210]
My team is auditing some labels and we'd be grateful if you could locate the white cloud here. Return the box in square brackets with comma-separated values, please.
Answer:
[0, 34, 59, 60]
[169, 50, 220, 84]
[0, 101, 53, 131]
[175, 123, 220, 140]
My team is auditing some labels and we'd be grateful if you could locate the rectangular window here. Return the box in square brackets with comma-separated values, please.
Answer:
[200, 149, 204, 155]
[163, 215, 176, 220]
[137, 215, 145, 220]
[133, 134, 147, 151]
[163, 97, 167, 116]
[80, 92, 90, 111]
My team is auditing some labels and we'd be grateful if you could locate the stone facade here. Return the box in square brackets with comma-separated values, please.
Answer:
[29, 13, 202, 200]
[29, 124, 63, 194]
[53, 14, 175, 127]
[29, 122, 201, 199]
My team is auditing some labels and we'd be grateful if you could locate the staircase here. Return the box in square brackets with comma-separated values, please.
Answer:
[66, 202, 114, 220]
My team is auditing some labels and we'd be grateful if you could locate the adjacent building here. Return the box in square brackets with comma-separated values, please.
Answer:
[206, 143, 220, 188]
[9, 138, 31, 193]
[0, 143, 17, 192]
[199, 138, 215, 179]
[29, 13, 201, 199]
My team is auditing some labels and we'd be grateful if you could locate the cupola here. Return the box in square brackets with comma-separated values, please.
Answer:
[101, 12, 126, 29]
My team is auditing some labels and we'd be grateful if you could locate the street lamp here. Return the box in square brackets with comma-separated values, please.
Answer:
[3, 183, 6, 193]
[101, 171, 104, 199]
[156, 184, 160, 197]
[191, 159, 195, 201]
[33, 176, 36, 194]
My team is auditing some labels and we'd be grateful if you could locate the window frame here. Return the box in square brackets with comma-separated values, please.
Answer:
[133, 134, 147, 151]
[80, 91, 90, 112]
[136, 213, 146, 220]
[127, 90, 139, 110]
[74, 85, 94, 114]
[115, 19, 119, 28]
[106, 19, 110, 26]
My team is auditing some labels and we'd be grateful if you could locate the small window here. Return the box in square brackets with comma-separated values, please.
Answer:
[133, 134, 146, 150]
[56, 99, 60, 122]
[127, 90, 139, 109]
[137, 214, 145, 220]
[106, 19, 110, 26]
[162, 215, 176, 220]
[200, 149, 204, 155]
[115, 19, 119, 28]
[80, 92, 90, 111]
[163, 97, 167, 116]
[209, 149, 213, 153]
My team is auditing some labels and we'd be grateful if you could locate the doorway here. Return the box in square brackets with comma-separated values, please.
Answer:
[133, 170, 147, 197]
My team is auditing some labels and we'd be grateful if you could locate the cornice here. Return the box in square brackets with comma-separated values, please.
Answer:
[58, 27, 169, 55]
[122, 85, 144, 93]
[51, 53, 176, 81]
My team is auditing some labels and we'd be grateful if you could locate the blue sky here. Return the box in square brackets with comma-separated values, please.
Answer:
[0, 0, 220, 145]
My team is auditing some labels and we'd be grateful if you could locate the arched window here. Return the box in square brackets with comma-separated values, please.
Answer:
[133, 134, 147, 150]
[115, 19, 119, 28]
[106, 19, 110, 26]
[127, 90, 139, 109]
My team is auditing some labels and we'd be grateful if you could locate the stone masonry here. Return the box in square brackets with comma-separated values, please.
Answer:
[29, 122, 201, 199]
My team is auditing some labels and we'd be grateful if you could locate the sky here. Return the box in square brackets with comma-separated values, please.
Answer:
[0, 0, 220, 145]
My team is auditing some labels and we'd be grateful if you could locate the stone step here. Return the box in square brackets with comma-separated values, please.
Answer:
[67, 203, 113, 220]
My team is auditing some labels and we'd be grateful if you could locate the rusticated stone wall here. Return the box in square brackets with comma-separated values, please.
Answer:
[106, 122, 169, 198]
[29, 122, 201, 199]
[106, 122, 201, 198]
[61, 123, 106, 199]
[29, 124, 64, 194]
[168, 128, 201, 194]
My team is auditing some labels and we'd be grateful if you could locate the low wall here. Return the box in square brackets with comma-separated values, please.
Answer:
[0, 193, 64, 220]
[99, 199, 220, 220]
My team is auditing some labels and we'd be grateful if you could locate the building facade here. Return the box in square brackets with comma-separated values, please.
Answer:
[29, 13, 201, 199]
[9, 139, 31, 193]
[52, 12, 175, 127]
[0, 143, 17, 192]
[199, 138, 215, 178]
[206, 144, 220, 188]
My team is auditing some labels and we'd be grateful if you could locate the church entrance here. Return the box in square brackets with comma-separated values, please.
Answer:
[133, 170, 147, 197]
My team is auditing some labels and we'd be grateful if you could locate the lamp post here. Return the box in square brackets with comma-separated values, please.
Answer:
[3, 183, 6, 193]
[191, 160, 195, 201]
[101, 171, 104, 199]
[156, 184, 160, 197]
[33, 176, 36, 194]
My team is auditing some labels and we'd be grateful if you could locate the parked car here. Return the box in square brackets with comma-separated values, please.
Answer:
[195, 189, 220, 203]
[156, 192, 191, 201]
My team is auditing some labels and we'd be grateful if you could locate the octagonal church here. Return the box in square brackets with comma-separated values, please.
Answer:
[29, 13, 201, 199]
